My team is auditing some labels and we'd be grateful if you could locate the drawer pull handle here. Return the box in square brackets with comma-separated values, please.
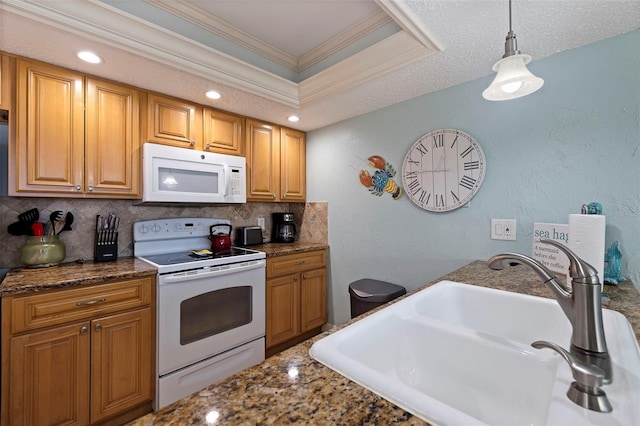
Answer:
[294, 261, 305, 265]
[76, 297, 106, 306]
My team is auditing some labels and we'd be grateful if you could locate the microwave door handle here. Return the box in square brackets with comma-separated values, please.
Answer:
[222, 165, 228, 197]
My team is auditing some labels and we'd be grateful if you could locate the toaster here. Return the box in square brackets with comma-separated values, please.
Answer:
[236, 226, 263, 246]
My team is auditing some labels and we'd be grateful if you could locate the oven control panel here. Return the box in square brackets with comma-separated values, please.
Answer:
[134, 218, 231, 241]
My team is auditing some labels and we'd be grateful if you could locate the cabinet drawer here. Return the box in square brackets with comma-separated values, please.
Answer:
[9, 276, 153, 334]
[267, 250, 326, 278]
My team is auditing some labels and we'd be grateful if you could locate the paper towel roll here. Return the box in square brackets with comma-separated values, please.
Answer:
[569, 214, 606, 289]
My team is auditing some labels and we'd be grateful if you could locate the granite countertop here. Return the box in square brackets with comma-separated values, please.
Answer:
[0, 243, 328, 296]
[0, 258, 157, 296]
[252, 242, 329, 257]
[129, 260, 640, 425]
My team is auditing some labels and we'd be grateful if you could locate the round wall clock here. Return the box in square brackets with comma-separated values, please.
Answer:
[401, 128, 486, 212]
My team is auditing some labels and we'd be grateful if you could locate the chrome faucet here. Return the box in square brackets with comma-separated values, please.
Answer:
[487, 239, 612, 412]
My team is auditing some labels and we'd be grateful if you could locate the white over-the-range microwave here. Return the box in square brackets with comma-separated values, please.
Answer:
[141, 142, 246, 204]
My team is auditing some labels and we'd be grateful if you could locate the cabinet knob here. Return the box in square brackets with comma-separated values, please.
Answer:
[190, 140, 196, 146]
[206, 143, 211, 149]
[283, 193, 287, 198]
[80, 326, 88, 334]
[88, 185, 94, 192]
[95, 323, 102, 332]
[75, 184, 82, 191]
[303, 273, 308, 279]
[273, 193, 276, 199]
[293, 277, 298, 282]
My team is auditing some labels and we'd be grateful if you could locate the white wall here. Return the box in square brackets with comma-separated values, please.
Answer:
[307, 29, 640, 326]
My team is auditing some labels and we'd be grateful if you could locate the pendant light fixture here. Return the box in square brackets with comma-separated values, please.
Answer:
[482, 0, 544, 101]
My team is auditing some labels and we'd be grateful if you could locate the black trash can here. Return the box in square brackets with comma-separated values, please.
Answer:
[349, 278, 406, 319]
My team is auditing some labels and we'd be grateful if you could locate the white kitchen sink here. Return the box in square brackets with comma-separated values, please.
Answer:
[310, 280, 640, 426]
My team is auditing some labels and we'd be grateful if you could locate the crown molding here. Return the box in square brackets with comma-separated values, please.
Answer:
[297, 10, 392, 73]
[298, 32, 435, 106]
[3, 0, 300, 106]
[375, 0, 445, 51]
[145, 0, 299, 71]
[2, 0, 444, 110]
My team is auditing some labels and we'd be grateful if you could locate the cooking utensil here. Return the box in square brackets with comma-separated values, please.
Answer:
[60, 212, 74, 232]
[49, 210, 63, 235]
[209, 224, 232, 252]
[7, 221, 33, 236]
[18, 208, 39, 223]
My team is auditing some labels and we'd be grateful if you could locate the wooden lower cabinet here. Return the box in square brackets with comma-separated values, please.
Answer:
[266, 250, 327, 356]
[1, 276, 155, 426]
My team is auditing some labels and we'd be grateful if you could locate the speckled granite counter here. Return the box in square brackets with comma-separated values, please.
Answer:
[251, 242, 329, 257]
[128, 260, 640, 425]
[0, 258, 157, 296]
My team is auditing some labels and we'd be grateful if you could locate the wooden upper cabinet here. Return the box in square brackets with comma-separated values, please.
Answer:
[245, 118, 307, 202]
[13, 59, 85, 195]
[280, 127, 306, 202]
[246, 118, 280, 201]
[12, 59, 141, 198]
[203, 108, 243, 155]
[145, 93, 201, 149]
[0, 55, 13, 111]
[85, 78, 140, 197]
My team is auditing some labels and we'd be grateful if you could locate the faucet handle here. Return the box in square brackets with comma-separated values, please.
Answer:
[532, 340, 612, 413]
[539, 239, 599, 283]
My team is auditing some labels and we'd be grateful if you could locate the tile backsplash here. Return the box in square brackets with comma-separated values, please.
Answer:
[1, 198, 328, 268]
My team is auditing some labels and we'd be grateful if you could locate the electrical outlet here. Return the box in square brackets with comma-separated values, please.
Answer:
[257, 216, 265, 229]
[491, 219, 516, 241]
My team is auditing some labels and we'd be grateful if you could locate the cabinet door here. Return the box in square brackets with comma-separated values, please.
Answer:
[145, 93, 200, 149]
[85, 78, 141, 198]
[246, 118, 280, 201]
[203, 108, 243, 155]
[0, 55, 12, 111]
[280, 127, 306, 202]
[9, 322, 90, 426]
[266, 275, 300, 348]
[90, 308, 153, 424]
[300, 268, 327, 333]
[13, 59, 84, 195]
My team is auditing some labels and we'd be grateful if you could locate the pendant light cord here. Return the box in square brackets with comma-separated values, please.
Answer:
[509, 0, 513, 32]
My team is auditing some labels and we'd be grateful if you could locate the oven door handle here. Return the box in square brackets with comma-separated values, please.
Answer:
[161, 261, 265, 284]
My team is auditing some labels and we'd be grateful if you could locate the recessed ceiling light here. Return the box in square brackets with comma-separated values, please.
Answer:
[287, 115, 299, 122]
[77, 51, 103, 64]
[206, 90, 222, 100]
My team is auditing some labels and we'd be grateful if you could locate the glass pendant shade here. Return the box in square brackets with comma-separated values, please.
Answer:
[482, 53, 544, 101]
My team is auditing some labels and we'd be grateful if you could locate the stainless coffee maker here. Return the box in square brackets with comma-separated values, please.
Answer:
[272, 212, 296, 243]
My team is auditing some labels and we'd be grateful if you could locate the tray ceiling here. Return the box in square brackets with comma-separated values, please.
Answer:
[1, 1, 639, 131]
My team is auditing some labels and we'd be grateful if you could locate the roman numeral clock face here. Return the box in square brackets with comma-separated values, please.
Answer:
[401, 129, 486, 212]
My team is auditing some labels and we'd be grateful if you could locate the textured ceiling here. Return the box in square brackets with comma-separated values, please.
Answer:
[1, 0, 640, 131]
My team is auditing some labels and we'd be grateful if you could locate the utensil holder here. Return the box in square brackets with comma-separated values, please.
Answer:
[94, 231, 118, 262]
[20, 235, 66, 268]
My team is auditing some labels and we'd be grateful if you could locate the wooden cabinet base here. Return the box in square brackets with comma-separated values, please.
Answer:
[265, 326, 322, 358]
[93, 402, 152, 426]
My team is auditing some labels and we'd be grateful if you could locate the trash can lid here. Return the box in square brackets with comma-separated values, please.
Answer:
[349, 278, 406, 299]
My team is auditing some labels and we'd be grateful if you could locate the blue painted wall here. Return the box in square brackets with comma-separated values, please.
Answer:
[307, 29, 640, 326]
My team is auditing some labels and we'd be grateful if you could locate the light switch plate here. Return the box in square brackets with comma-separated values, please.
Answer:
[491, 219, 516, 241]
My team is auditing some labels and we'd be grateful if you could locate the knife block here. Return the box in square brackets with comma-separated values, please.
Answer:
[94, 231, 118, 262]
